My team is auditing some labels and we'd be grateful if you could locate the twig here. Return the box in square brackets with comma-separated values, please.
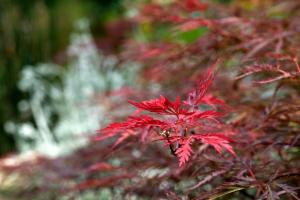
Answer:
[186, 168, 229, 191]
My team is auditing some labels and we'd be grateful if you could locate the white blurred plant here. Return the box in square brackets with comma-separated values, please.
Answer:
[5, 19, 139, 156]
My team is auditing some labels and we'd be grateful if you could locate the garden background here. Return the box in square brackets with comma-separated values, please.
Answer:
[0, 0, 299, 199]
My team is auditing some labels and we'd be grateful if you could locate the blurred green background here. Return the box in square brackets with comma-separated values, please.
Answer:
[0, 0, 123, 155]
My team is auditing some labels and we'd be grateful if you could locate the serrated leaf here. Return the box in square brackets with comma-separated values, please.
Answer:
[176, 138, 193, 167]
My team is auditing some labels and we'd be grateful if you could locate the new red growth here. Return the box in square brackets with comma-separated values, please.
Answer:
[96, 63, 235, 167]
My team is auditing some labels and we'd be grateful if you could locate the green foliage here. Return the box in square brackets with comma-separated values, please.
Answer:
[175, 27, 209, 44]
[134, 23, 208, 44]
[213, 0, 233, 5]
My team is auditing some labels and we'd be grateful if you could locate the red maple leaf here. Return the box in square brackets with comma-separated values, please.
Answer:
[112, 129, 137, 148]
[184, 62, 218, 107]
[185, 110, 223, 122]
[129, 95, 192, 116]
[200, 94, 227, 109]
[163, 133, 235, 167]
[193, 134, 235, 155]
[176, 137, 193, 167]
[95, 115, 168, 141]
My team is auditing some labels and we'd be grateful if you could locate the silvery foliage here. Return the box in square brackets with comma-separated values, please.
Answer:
[6, 19, 139, 156]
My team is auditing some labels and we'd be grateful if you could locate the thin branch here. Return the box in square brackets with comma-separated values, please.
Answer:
[186, 169, 229, 191]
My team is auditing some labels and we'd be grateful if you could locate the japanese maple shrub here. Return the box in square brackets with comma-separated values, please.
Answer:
[96, 63, 235, 167]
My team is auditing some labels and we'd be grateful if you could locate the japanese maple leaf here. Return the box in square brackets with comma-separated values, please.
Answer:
[129, 95, 192, 116]
[165, 134, 235, 167]
[112, 129, 137, 148]
[193, 134, 235, 155]
[184, 62, 218, 107]
[174, 110, 222, 129]
[185, 110, 222, 122]
[176, 137, 193, 167]
[200, 94, 227, 109]
[95, 115, 168, 141]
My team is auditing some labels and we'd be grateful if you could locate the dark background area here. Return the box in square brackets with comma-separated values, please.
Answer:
[0, 0, 123, 155]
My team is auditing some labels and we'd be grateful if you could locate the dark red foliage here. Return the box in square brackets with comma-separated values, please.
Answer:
[128, 95, 191, 116]
[92, 0, 300, 199]
[182, 0, 208, 12]
[3, 1, 300, 199]
[75, 174, 133, 190]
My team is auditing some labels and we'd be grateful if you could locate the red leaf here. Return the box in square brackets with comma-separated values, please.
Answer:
[112, 130, 136, 148]
[129, 95, 192, 116]
[176, 137, 193, 167]
[200, 94, 227, 109]
[184, 62, 218, 107]
[185, 110, 222, 122]
[194, 134, 235, 155]
[95, 115, 169, 141]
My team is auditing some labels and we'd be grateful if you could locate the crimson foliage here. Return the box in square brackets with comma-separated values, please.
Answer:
[92, 0, 300, 199]
[97, 63, 235, 167]
[2, 0, 300, 199]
